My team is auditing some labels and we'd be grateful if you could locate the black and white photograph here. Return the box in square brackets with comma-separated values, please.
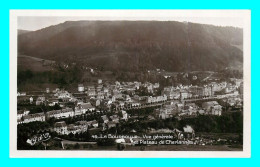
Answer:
[9, 10, 251, 157]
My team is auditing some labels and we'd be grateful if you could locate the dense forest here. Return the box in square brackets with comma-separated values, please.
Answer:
[18, 21, 243, 72]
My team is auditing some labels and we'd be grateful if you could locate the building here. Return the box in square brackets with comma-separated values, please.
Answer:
[17, 110, 30, 120]
[189, 86, 213, 97]
[107, 121, 117, 129]
[75, 121, 88, 132]
[156, 104, 178, 119]
[78, 84, 85, 92]
[74, 106, 83, 116]
[87, 120, 99, 128]
[212, 82, 227, 92]
[202, 101, 222, 116]
[131, 101, 141, 108]
[55, 90, 72, 99]
[162, 87, 180, 100]
[183, 125, 195, 139]
[36, 96, 45, 105]
[121, 110, 128, 120]
[147, 84, 154, 93]
[110, 115, 119, 123]
[95, 99, 101, 107]
[146, 95, 167, 104]
[101, 115, 109, 123]
[153, 83, 160, 89]
[54, 121, 68, 135]
[23, 112, 46, 124]
[74, 102, 96, 116]
[17, 92, 26, 96]
[115, 101, 125, 110]
[46, 108, 74, 119]
[80, 102, 96, 113]
[48, 99, 59, 106]
[180, 90, 192, 100]
[87, 90, 96, 97]
[98, 79, 102, 84]
[29, 97, 33, 104]
[67, 124, 81, 134]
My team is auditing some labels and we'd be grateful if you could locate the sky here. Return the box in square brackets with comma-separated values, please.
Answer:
[18, 16, 244, 31]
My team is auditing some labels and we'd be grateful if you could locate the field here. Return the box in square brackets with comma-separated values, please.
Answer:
[18, 55, 55, 72]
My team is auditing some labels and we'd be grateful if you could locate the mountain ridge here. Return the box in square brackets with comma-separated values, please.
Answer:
[18, 20, 243, 72]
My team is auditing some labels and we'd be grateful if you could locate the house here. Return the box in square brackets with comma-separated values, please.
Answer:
[98, 79, 102, 84]
[115, 81, 121, 86]
[202, 101, 222, 116]
[23, 112, 45, 123]
[212, 82, 227, 92]
[101, 115, 109, 123]
[74, 106, 83, 116]
[111, 96, 116, 102]
[78, 84, 85, 92]
[36, 96, 45, 105]
[130, 101, 141, 108]
[54, 90, 72, 99]
[46, 88, 50, 93]
[125, 95, 131, 101]
[48, 99, 59, 106]
[103, 87, 109, 93]
[162, 88, 180, 100]
[96, 95, 105, 100]
[180, 90, 191, 100]
[102, 99, 113, 106]
[188, 108, 197, 115]
[198, 110, 205, 115]
[176, 103, 184, 111]
[114, 101, 125, 110]
[153, 83, 160, 89]
[87, 90, 96, 97]
[20, 92, 26, 96]
[185, 103, 198, 110]
[147, 84, 154, 93]
[46, 108, 74, 119]
[67, 124, 81, 134]
[29, 97, 33, 104]
[88, 120, 98, 128]
[80, 102, 96, 113]
[227, 98, 236, 106]
[189, 86, 212, 97]
[17, 92, 26, 96]
[17, 110, 30, 120]
[156, 105, 178, 119]
[95, 99, 101, 106]
[159, 108, 174, 119]
[107, 121, 117, 129]
[93, 120, 99, 128]
[121, 110, 128, 120]
[146, 95, 167, 103]
[183, 125, 195, 139]
[54, 121, 68, 135]
[53, 88, 60, 93]
[75, 121, 88, 132]
[88, 86, 95, 91]
[110, 115, 119, 123]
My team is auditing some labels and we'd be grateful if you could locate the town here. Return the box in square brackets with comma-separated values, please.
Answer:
[17, 72, 243, 150]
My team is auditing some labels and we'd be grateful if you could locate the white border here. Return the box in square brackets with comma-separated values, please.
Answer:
[9, 10, 251, 158]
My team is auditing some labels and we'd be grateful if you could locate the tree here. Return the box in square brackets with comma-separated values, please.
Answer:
[73, 143, 80, 149]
